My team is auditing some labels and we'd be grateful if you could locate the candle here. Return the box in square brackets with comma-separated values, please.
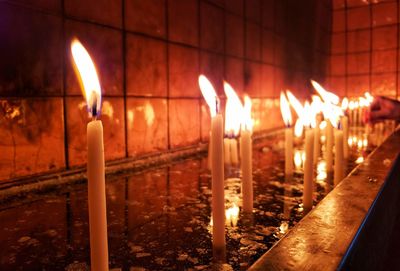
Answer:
[341, 115, 349, 159]
[334, 128, 344, 186]
[280, 92, 293, 176]
[241, 96, 253, 213]
[208, 131, 212, 170]
[326, 120, 334, 172]
[313, 124, 320, 165]
[223, 137, 231, 165]
[230, 138, 239, 165]
[303, 128, 314, 211]
[199, 75, 225, 249]
[71, 39, 109, 271]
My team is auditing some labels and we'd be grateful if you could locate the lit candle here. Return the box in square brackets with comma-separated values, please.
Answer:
[240, 96, 253, 213]
[208, 131, 212, 170]
[198, 75, 225, 249]
[280, 92, 293, 176]
[230, 138, 239, 165]
[303, 127, 314, 211]
[223, 137, 231, 165]
[341, 98, 349, 159]
[334, 125, 344, 186]
[71, 39, 109, 271]
[326, 117, 334, 172]
[311, 96, 323, 164]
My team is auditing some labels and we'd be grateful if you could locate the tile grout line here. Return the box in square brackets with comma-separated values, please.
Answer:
[122, 0, 129, 158]
[61, 0, 69, 170]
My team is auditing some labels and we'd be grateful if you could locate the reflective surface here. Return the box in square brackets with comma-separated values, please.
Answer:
[0, 124, 394, 271]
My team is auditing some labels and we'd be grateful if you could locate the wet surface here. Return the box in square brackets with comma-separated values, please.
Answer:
[0, 124, 394, 271]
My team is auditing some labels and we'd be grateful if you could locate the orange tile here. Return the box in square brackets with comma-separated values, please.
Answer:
[327, 77, 346, 97]
[329, 55, 346, 76]
[333, 0, 345, 10]
[372, 25, 397, 50]
[66, 97, 126, 167]
[126, 98, 168, 156]
[372, 2, 397, 26]
[200, 51, 224, 96]
[245, 22, 261, 61]
[261, 0, 274, 29]
[168, 0, 198, 46]
[125, 0, 166, 38]
[261, 64, 275, 98]
[126, 34, 167, 97]
[225, 57, 244, 95]
[169, 44, 199, 98]
[65, 20, 123, 96]
[372, 50, 397, 73]
[372, 73, 396, 97]
[347, 30, 370, 53]
[244, 61, 261, 97]
[225, 14, 244, 57]
[331, 33, 346, 54]
[169, 99, 200, 148]
[0, 98, 65, 181]
[245, 0, 261, 23]
[347, 0, 369, 8]
[200, 2, 224, 53]
[261, 29, 274, 64]
[274, 67, 284, 95]
[347, 53, 370, 75]
[347, 7, 370, 30]
[65, 0, 122, 28]
[347, 75, 370, 97]
[333, 10, 345, 32]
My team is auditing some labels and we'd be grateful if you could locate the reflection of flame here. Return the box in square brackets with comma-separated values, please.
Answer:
[279, 221, 289, 234]
[280, 92, 292, 127]
[144, 102, 155, 126]
[317, 161, 327, 181]
[355, 156, 364, 164]
[198, 75, 218, 117]
[294, 150, 303, 169]
[242, 95, 253, 132]
[225, 203, 240, 227]
[224, 81, 243, 136]
[71, 38, 102, 116]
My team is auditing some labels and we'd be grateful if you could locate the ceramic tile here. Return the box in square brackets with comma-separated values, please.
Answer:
[372, 50, 397, 73]
[372, 2, 397, 26]
[261, 0, 274, 29]
[330, 55, 346, 76]
[200, 2, 224, 53]
[168, 0, 198, 46]
[200, 51, 224, 96]
[244, 61, 261, 97]
[331, 33, 346, 54]
[225, 0, 243, 16]
[126, 98, 168, 156]
[347, 53, 370, 75]
[347, 75, 370, 97]
[372, 25, 397, 50]
[0, 98, 65, 181]
[225, 57, 244, 95]
[245, 22, 261, 61]
[9, 0, 61, 12]
[347, 30, 371, 53]
[333, 10, 345, 32]
[126, 34, 167, 97]
[261, 29, 274, 64]
[371, 73, 397, 97]
[347, 7, 370, 30]
[225, 14, 244, 57]
[125, 0, 166, 38]
[245, 0, 261, 23]
[261, 64, 275, 97]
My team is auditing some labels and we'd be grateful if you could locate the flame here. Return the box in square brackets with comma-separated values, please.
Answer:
[311, 80, 339, 105]
[71, 38, 102, 116]
[242, 95, 253, 132]
[311, 95, 324, 115]
[365, 92, 374, 104]
[224, 81, 243, 136]
[280, 92, 292, 127]
[301, 101, 316, 128]
[341, 97, 349, 110]
[294, 118, 303, 137]
[294, 150, 303, 169]
[286, 90, 303, 117]
[355, 156, 364, 164]
[198, 75, 218, 117]
[225, 203, 239, 227]
[348, 100, 355, 110]
[319, 120, 327, 130]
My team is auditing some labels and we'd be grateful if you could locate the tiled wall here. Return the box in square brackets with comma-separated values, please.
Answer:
[0, 0, 331, 181]
[327, 0, 399, 98]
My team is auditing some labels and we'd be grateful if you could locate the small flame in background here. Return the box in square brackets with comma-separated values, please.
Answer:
[198, 75, 218, 117]
[71, 38, 102, 117]
[224, 81, 243, 136]
[280, 92, 292, 127]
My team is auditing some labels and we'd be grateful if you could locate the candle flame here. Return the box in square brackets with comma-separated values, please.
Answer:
[198, 75, 218, 117]
[71, 38, 102, 117]
[294, 118, 303, 137]
[225, 203, 239, 227]
[242, 95, 253, 132]
[280, 92, 292, 127]
[365, 92, 374, 104]
[286, 90, 303, 117]
[224, 81, 243, 136]
[311, 80, 339, 105]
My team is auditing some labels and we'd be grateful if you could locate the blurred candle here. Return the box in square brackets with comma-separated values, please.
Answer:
[241, 96, 253, 213]
[303, 128, 314, 211]
[334, 127, 344, 186]
[280, 92, 293, 176]
[199, 75, 225, 249]
[223, 137, 231, 165]
[71, 39, 109, 271]
[230, 138, 239, 165]
[208, 131, 212, 170]
[326, 120, 334, 172]
[341, 116, 349, 159]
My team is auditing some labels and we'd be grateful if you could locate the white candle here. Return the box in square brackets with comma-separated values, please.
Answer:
[71, 39, 109, 271]
[341, 116, 349, 159]
[303, 128, 314, 211]
[223, 138, 231, 165]
[313, 125, 320, 165]
[230, 138, 239, 165]
[241, 130, 253, 212]
[208, 131, 212, 170]
[334, 129, 344, 186]
[211, 113, 225, 248]
[87, 119, 109, 271]
[285, 127, 293, 175]
[326, 120, 333, 172]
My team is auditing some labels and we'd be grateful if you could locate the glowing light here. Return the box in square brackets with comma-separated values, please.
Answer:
[286, 90, 304, 118]
[355, 156, 364, 164]
[357, 139, 363, 149]
[365, 92, 374, 104]
[225, 203, 239, 227]
[224, 81, 243, 136]
[294, 150, 303, 169]
[341, 97, 349, 111]
[71, 38, 102, 116]
[198, 75, 218, 117]
[280, 92, 292, 127]
[319, 120, 327, 130]
[363, 139, 368, 147]
[311, 80, 339, 105]
[294, 118, 303, 138]
[316, 161, 327, 181]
